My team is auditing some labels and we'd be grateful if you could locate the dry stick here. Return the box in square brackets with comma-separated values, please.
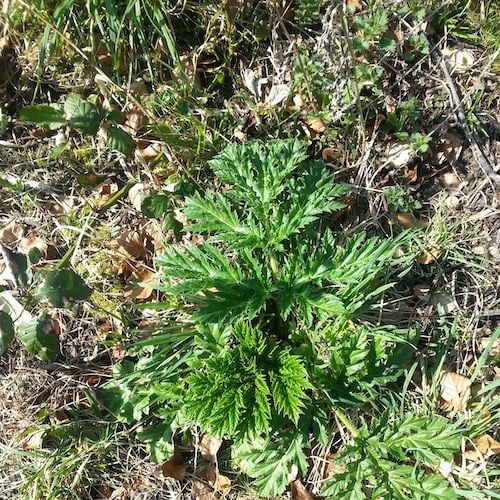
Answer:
[438, 57, 500, 185]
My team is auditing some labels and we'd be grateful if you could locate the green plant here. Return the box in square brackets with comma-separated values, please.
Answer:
[20, 94, 134, 156]
[321, 411, 461, 499]
[384, 186, 422, 213]
[103, 139, 418, 496]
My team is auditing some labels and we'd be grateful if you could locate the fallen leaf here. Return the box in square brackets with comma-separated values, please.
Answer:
[306, 117, 326, 134]
[291, 479, 314, 500]
[128, 182, 152, 212]
[0, 220, 23, 247]
[346, 0, 362, 10]
[418, 246, 441, 265]
[111, 230, 150, 260]
[123, 108, 145, 137]
[464, 435, 500, 462]
[136, 142, 163, 164]
[392, 212, 418, 229]
[444, 49, 475, 73]
[93, 183, 119, 208]
[161, 452, 187, 480]
[265, 84, 289, 107]
[124, 268, 155, 300]
[193, 464, 217, 500]
[385, 141, 413, 168]
[439, 172, 461, 189]
[439, 371, 471, 412]
[19, 233, 48, 260]
[434, 131, 463, 166]
[199, 435, 223, 463]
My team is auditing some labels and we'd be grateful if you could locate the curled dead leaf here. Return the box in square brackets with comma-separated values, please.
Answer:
[161, 452, 187, 480]
[439, 371, 471, 412]
[392, 212, 418, 229]
[124, 268, 156, 301]
[434, 131, 463, 166]
[111, 230, 150, 260]
[199, 434, 223, 463]
[464, 434, 500, 462]
[0, 220, 23, 247]
[19, 233, 48, 259]
[439, 172, 462, 189]
[418, 246, 441, 265]
[128, 182, 152, 212]
[385, 141, 413, 168]
[136, 142, 163, 164]
[123, 108, 145, 137]
[291, 479, 314, 500]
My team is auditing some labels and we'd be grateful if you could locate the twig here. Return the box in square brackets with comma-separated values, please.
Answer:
[438, 57, 500, 184]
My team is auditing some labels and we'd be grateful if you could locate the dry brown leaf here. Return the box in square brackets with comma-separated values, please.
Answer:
[19, 232, 48, 259]
[128, 182, 152, 212]
[464, 435, 500, 462]
[124, 269, 155, 300]
[161, 452, 187, 480]
[346, 0, 362, 10]
[124, 108, 145, 137]
[193, 464, 218, 500]
[385, 141, 413, 168]
[137, 142, 163, 163]
[111, 230, 149, 260]
[305, 117, 326, 134]
[418, 246, 441, 265]
[392, 212, 418, 229]
[199, 434, 223, 463]
[439, 172, 461, 189]
[0, 220, 23, 246]
[93, 183, 119, 208]
[434, 131, 463, 166]
[439, 371, 471, 412]
[291, 479, 314, 500]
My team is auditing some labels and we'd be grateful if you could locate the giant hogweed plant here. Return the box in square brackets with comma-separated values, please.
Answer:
[102, 140, 458, 496]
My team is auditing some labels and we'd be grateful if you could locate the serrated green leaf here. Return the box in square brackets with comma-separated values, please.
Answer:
[0, 310, 15, 355]
[18, 314, 59, 361]
[64, 94, 100, 135]
[137, 422, 175, 464]
[20, 105, 66, 130]
[142, 193, 170, 218]
[36, 269, 92, 308]
[107, 126, 134, 156]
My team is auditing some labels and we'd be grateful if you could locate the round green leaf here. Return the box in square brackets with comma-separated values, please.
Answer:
[107, 127, 134, 157]
[37, 269, 92, 308]
[18, 314, 59, 361]
[0, 310, 15, 355]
